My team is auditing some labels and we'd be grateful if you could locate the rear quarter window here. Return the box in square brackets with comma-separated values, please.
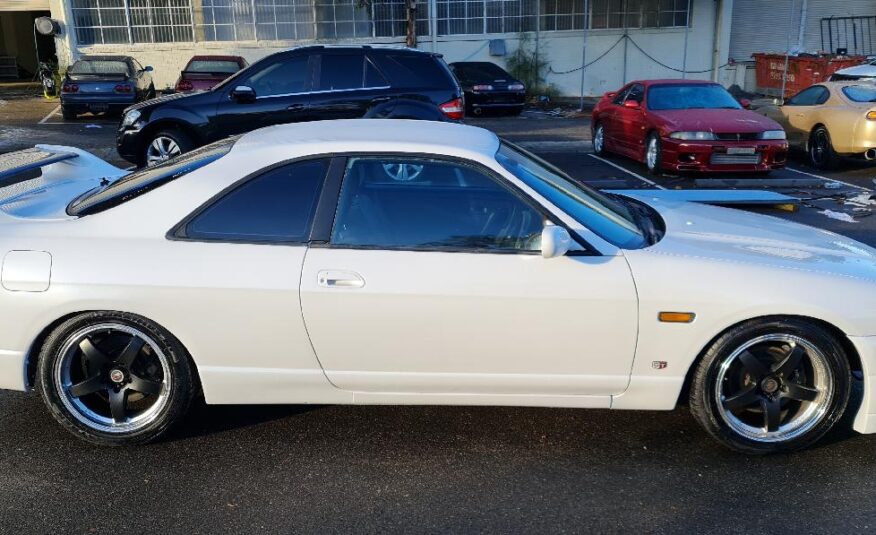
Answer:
[372, 54, 455, 88]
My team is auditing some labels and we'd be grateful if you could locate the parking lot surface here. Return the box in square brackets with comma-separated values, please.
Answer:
[2, 98, 876, 533]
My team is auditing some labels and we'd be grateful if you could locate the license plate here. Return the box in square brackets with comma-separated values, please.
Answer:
[90, 104, 109, 112]
[727, 147, 756, 155]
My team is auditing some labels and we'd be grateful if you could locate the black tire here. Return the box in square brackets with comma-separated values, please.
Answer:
[690, 317, 851, 454]
[507, 106, 523, 116]
[61, 107, 76, 120]
[142, 128, 194, 167]
[645, 132, 662, 175]
[592, 122, 607, 156]
[808, 126, 838, 170]
[147, 84, 156, 99]
[37, 311, 196, 446]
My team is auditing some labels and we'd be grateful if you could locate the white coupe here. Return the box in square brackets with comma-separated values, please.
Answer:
[0, 120, 875, 454]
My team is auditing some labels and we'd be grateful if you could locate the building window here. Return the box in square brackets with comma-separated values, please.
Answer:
[130, 0, 193, 43]
[590, 0, 690, 29]
[540, 0, 585, 31]
[71, 0, 130, 44]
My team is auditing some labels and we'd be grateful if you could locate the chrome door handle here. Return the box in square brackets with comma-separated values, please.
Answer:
[287, 103, 307, 111]
[317, 270, 365, 288]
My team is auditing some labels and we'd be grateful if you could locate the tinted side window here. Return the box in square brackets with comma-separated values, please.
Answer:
[318, 54, 364, 91]
[365, 59, 388, 87]
[625, 84, 644, 103]
[246, 55, 309, 97]
[185, 159, 328, 242]
[371, 54, 453, 88]
[612, 87, 630, 105]
[786, 86, 826, 106]
[331, 157, 544, 251]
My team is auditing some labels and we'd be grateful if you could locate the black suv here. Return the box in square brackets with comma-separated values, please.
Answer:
[117, 45, 464, 166]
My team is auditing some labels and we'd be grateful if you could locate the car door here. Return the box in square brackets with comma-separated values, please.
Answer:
[613, 83, 647, 157]
[212, 53, 314, 137]
[778, 85, 830, 146]
[300, 155, 639, 396]
[309, 51, 392, 120]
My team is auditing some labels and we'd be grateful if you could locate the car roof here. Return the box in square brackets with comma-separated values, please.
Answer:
[633, 79, 717, 86]
[188, 55, 245, 62]
[76, 55, 132, 62]
[232, 119, 500, 160]
[285, 44, 437, 56]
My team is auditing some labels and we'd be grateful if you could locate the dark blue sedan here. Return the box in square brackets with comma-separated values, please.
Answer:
[61, 55, 155, 120]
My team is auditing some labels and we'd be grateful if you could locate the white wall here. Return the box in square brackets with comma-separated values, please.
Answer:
[52, 0, 732, 97]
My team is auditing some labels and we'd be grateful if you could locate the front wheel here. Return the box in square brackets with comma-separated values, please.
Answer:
[143, 128, 193, 167]
[645, 132, 662, 175]
[592, 123, 607, 156]
[37, 312, 196, 446]
[690, 318, 851, 454]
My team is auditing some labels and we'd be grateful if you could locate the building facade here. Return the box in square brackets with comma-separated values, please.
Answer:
[20, 0, 734, 96]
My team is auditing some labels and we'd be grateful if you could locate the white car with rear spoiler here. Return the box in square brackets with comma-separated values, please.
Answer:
[0, 120, 875, 455]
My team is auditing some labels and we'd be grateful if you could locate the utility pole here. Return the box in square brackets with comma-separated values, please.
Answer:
[578, 0, 589, 110]
[780, 0, 796, 101]
[681, 0, 691, 78]
[406, 0, 417, 48]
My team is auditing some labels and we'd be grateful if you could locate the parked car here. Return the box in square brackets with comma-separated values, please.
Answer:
[174, 55, 248, 93]
[117, 45, 463, 166]
[3, 119, 876, 454]
[755, 82, 876, 168]
[592, 79, 788, 174]
[61, 55, 154, 120]
[449, 61, 525, 115]
[829, 58, 876, 81]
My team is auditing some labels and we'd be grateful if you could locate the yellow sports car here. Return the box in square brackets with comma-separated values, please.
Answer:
[756, 81, 876, 169]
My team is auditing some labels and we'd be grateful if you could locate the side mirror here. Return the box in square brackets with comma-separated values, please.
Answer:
[143, 65, 153, 72]
[231, 85, 256, 103]
[604, 91, 616, 99]
[541, 225, 572, 259]
[623, 100, 641, 109]
[739, 98, 751, 109]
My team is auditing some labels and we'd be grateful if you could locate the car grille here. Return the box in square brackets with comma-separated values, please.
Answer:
[710, 153, 762, 165]
[714, 133, 760, 141]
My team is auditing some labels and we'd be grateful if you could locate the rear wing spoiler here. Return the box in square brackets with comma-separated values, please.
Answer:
[0, 145, 128, 204]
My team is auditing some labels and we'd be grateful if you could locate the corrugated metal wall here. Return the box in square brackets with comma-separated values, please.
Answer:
[730, 0, 875, 61]
[0, 0, 50, 11]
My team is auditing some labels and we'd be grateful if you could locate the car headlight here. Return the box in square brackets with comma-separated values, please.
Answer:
[508, 83, 525, 91]
[669, 131, 718, 141]
[759, 130, 787, 140]
[121, 109, 141, 128]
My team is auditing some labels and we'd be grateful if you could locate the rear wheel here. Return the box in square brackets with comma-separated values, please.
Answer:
[645, 132, 662, 175]
[690, 318, 851, 454]
[143, 128, 193, 167]
[61, 107, 76, 120]
[808, 126, 838, 169]
[37, 312, 195, 446]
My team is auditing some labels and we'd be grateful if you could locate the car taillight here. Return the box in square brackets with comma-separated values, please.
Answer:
[508, 83, 525, 91]
[439, 98, 464, 120]
[62, 83, 79, 93]
[114, 84, 132, 93]
[176, 80, 193, 92]
[472, 84, 493, 91]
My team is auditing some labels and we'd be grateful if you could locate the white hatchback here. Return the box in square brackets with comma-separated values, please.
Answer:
[1, 119, 875, 453]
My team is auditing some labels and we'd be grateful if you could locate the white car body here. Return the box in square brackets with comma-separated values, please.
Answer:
[831, 59, 876, 81]
[2, 120, 876, 434]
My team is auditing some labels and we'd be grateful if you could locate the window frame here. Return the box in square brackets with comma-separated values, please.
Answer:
[786, 85, 829, 106]
[312, 52, 391, 94]
[238, 52, 316, 100]
[168, 155, 344, 246]
[319, 152, 597, 256]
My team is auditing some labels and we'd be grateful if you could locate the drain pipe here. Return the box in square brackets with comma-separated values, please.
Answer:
[796, 0, 808, 51]
[681, 0, 691, 78]
[578, 0, 589, 110]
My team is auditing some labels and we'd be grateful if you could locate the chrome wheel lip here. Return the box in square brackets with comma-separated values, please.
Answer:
[145, 136, 181, 167]
[715, 333, 832, 444]
[646, 137, 658, 170]
[593, 125, 604, 153]
[53, 323, 171, 434]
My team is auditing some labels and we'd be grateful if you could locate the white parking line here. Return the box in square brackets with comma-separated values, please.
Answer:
[587, 154, 666, 190]
[786, 166, 873, 192]
[37, 105, 60, 124]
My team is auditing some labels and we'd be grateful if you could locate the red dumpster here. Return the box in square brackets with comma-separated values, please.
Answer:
[753, 53, 865, 97]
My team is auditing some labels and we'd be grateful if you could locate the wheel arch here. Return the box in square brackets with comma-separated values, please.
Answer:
[135, 119, 204, 162]
[675, 313, 861, 407]
[804, 122, 828, 152]
[25, 309, 203, 393]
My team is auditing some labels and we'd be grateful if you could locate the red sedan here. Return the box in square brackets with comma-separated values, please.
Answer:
[592, 79, 788, 174]
[174, 55, 248, 93]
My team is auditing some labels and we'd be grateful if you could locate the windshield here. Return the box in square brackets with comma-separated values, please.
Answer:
[70, 60, 129, 76]
[68, 137, 236, 216]
[185, 59, 242, 74]
[496, 142, 647, 249]
[452, 62, 510, 81]
[648, 84, 741, 111]
[842, 85, 876, 103]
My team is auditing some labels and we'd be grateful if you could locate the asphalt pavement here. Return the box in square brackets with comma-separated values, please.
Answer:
[2, 98, 876, 533]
